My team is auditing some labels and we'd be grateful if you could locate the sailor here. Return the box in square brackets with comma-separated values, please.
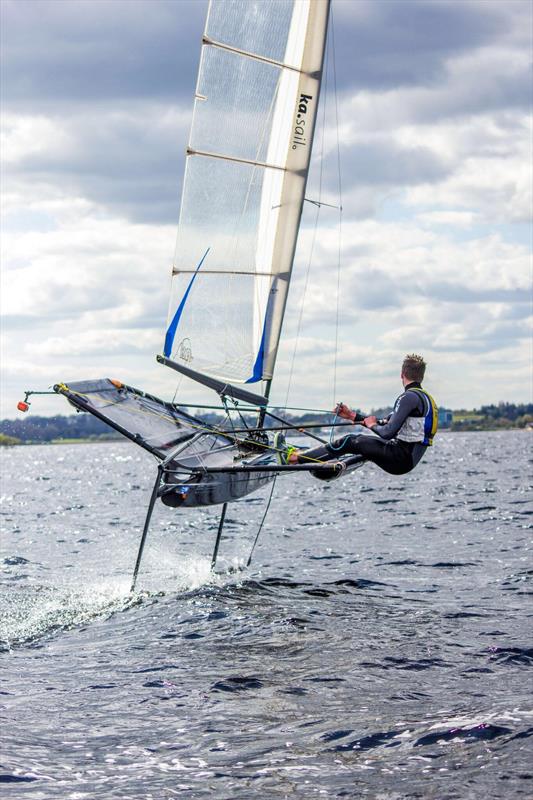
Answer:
[276, 353, 438, 476]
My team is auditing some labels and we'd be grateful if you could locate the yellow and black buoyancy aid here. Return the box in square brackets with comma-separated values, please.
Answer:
[397, 388, 439, 446]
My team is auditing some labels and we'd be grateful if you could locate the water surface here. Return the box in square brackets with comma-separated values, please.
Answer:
[1, 431, 532, 798]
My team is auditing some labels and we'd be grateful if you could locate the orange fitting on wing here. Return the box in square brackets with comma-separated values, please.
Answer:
[110, 380, 123, 388]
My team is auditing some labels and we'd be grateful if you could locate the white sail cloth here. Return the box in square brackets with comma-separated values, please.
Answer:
[164, 0, 329, 385]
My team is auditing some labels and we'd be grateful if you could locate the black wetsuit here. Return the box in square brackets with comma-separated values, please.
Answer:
[299, 382, 429, 475]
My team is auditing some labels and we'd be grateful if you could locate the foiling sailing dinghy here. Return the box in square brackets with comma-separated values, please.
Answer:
[51, 0, 365, 584]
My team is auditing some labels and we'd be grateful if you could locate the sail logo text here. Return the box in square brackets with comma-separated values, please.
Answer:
[292, 94, 313, 150]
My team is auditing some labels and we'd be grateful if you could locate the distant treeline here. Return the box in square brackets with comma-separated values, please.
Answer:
[0, 413, 122, 445]
[451, 402, 533, 431]
[478, 402, 533, 421]
[1, 402, 532, 445]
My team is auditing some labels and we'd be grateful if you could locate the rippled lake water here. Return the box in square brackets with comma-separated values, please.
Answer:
[1, 431, 532, 798]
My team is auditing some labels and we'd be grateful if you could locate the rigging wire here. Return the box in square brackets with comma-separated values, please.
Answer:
[170, 401, 347, 415]
[246, 477, 277, 567]
[283, 200, 321, 408]
[55, 383, 353, 469]
[221, 395, 238, 436]
[55, 382, 347, 425]
[283, 15, 343, 413]
[331, 4, 343, 406]
[283, 28, 330, 409]
[171, 373, 184, 406]
[233, 399, 253, 432]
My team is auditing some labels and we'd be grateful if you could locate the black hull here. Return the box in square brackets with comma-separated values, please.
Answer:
[160, 468, 274, 507]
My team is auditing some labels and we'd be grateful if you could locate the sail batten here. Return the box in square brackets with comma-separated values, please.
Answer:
[202, 35, 308, 74]
[173, 269, 278, 277]
[186, 147, 290, 173]
[165, 0, 330, 386]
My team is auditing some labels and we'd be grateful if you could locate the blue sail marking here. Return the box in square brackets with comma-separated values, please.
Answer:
[245, 321, 267, 383]
[245, 281, 277, 383]
[163, 248, 210, 358]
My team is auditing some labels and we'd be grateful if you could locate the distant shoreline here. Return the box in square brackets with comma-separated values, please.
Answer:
[1, 427, 531, 447]
[0, 435, 122, 447]
[2, 403, 531, 446]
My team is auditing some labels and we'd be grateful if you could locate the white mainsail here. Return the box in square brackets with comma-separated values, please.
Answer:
[164, 0, 330, 388]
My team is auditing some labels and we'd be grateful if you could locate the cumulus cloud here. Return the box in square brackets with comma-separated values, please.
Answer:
[2, 106, 190, 223]
[1, 0, 531, 417]
[1, 0, 204, 109]
[330, 0, 517, 92]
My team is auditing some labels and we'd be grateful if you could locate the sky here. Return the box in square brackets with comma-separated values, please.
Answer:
[1, 0, 532, 419]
